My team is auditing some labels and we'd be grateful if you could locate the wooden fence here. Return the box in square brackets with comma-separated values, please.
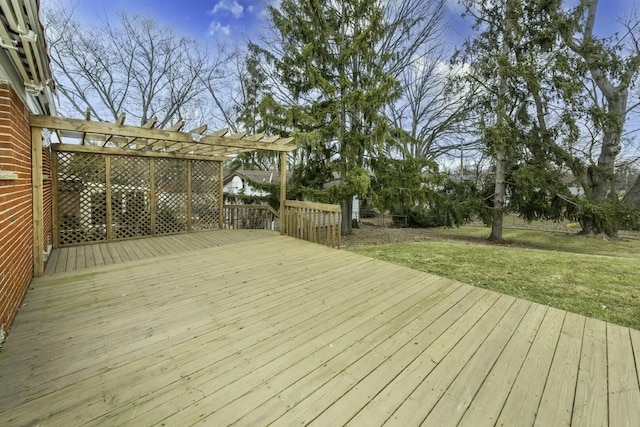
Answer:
[223, 204, 279, 231]
[282, 200, 342, 248]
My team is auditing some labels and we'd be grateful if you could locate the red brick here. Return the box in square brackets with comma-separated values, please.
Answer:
[0, 82, 37, 333]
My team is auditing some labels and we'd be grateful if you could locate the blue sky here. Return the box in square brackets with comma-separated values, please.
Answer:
[46, 0, 268, 42]
[444, 0, 635, 43]
[41, 0, 635, 50]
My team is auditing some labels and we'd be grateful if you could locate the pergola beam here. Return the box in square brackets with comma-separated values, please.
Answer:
[31, 115, 297, 160]
[198, 135, 296, 152]
[50, 143, 228, 162]
[142, 119, 186, 149]
[31, 115, 196, 144]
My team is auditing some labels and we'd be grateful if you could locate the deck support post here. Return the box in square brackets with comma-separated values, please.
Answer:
[280, 151, 286, 235]
[219, 161, 224, 229]
[32, 126, 44, 276]
[105, 156, 113, 240]
[187, 161, 192, 231]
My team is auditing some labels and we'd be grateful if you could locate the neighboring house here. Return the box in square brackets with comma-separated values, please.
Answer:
[223, 168, 361, 221]
[0, 1, 56, 337]
[223, 169, 280, 201]
[222, 169, 282, 231]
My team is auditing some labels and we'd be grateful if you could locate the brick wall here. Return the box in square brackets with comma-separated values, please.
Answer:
[0, 82, 34, 334]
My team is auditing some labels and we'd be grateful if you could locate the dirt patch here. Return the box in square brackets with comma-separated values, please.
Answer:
[342, 218, 640, 248]
[342, 222, 449, 247]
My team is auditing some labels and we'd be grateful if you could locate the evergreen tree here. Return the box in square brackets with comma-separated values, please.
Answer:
[250, 0, 399, 235]
[553, 0, 640, 233]
[459, 0, 578, 240]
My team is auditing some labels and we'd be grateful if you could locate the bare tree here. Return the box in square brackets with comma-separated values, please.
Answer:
[42, 4, 230, 129]
[379, 0, 446, 78]
[379, 0, 481, 164]
[387, 58, 480, 162]
[197, 42, 246, 134]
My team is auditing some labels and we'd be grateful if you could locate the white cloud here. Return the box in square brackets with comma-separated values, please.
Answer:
[211, 0, 244, 19]
[208, 21, 231, 36]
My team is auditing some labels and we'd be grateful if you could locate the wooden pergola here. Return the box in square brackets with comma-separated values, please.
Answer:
[30, 114, 298, 275]
[30, 115, 297, 158]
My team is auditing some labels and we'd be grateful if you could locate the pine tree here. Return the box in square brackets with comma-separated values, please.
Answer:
[459, 0, 578, 240]
[251, 0, 399, 235]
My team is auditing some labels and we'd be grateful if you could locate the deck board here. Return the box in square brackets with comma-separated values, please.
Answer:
[205, 280, 471, 426]
[304, 287, 490, 426]
[534, 312, 585, 426]
[457, 303, 548, 426]
[75, 244, 86, 269]
[2, 230, 640, 426]
[607, 324, 640, 427]
[346, 289, 500, 426]
[495, 307, 565, 426]
[422, 298, 533, 426]
[43, 229, 276, 275]
[572, 317, 608, 426]
[385, 295, 518, 426]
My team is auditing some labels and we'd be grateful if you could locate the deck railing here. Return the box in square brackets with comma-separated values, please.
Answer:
[224, 204, 280, 231]
[283, 200, 342, 248]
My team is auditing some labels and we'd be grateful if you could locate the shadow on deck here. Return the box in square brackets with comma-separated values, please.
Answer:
[1, 230, 639, 426]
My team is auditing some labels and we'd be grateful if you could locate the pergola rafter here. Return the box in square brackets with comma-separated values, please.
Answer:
[30, 115, 297, 158]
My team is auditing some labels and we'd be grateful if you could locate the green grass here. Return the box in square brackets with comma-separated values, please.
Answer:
[346, 227, 640, 330]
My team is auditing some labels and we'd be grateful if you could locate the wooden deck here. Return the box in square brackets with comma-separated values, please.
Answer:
[43, 229, 278, 275]
[1, 231, 639, 426]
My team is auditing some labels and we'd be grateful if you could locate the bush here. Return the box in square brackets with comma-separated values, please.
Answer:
[392, 208, 446, 228]
[572, 199, 640, 236]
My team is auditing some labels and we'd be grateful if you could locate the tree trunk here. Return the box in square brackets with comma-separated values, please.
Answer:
[589, 109, 624, 200]
[489, 42, 509, 243]
[560, 0, 640, 234]
[578, 217, 595, 235]
[341, 196, 353, 236]
[576, 98, 626, 235]
[622, 174, 640, 209]
[489, 143, 507, 242]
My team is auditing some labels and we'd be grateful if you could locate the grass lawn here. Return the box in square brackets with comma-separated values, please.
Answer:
[346, 227, 640, 330]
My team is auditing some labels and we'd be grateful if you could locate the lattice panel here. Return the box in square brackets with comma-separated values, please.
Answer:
[111, 156, 151, 239]
[55, 153, 223, 245]
[57, 152, 107, 246]
[154, 158, 188, 235]
[191, 160, 220, 231]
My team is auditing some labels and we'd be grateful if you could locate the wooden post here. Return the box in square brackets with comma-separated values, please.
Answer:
[337, 211, 341, 249]
[187, 161, 192, 232]
[280, 151, 286, 235]
[105, 156, 113, 240]
[51, 149, 59, 248]
[219, 161, 224, 229]
[149, 159, 156, 235]
[32, 127, 44, 276]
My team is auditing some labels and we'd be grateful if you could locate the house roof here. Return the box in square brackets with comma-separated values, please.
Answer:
[223, 168, 282, 185]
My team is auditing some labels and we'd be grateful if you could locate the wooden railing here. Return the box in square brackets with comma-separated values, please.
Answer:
[224, 204, 279, 231]
[282, 200, 342, 248]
